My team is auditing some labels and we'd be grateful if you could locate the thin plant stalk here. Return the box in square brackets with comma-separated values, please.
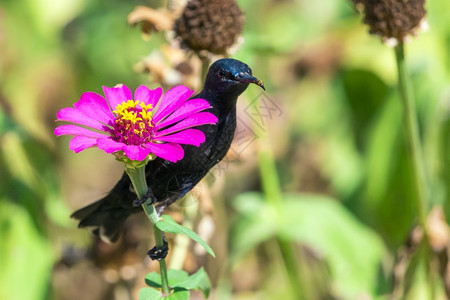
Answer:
[247, 89, 304, 299]
[394, 43, 428, 229]
[259, 145, 304, 299]
[126, 166, 170, 296]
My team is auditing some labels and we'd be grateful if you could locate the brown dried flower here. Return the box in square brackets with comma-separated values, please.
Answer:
[174, 0, 244, 55]
[352, 0, 427, 45]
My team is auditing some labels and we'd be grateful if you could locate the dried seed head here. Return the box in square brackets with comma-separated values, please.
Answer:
[352, 0, 426, 44]
[174, 0, 244, 55]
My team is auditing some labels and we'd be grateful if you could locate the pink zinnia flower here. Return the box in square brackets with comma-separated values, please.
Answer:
[54, 84, 217, 162]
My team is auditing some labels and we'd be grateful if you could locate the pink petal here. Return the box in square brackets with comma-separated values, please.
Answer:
[69, 136, 98, 153]
[145, 142, 184, 162]
[97, 138, 152, 161]
[123, 145, 152, 161]
[155, 112, 218, 136]
[97, 138, 125, 154]
[155, 99, 211, 129]
[154, 129, 205, 146]
[74, 92, 115, 125]
[153, 86, 195, 123]
[135, 86, 162, 108]
[54, 124, 109, 138]
[103, 84, 133, 110]
[56, 107, 109, 131]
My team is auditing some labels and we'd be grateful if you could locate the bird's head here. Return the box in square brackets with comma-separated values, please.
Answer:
[203, 58, 264, 105]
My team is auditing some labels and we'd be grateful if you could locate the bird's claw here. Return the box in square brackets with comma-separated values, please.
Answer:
[147, 241, 169, 261]
[132, 188, 156, 207]
[132, 198, 146, 207]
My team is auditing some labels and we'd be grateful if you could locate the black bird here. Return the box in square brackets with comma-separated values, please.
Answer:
[72, 58, 264, 243]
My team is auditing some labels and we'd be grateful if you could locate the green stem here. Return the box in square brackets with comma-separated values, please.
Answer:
[276, 237, 305, 300]
[258, 144, 283, 209]
[247, 89, 303, 299]
[259, 148, 303, 299]
[125, 166, 170, 296]
[394, 43, 428, 229]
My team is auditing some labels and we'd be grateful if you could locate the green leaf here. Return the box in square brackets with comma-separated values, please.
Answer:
[0, 202, 53, 300]
[231, 192, 386, 299]
[173, 268, 211, 298]
[145, 272, 162, 288]
[230, 194, 277, 260]
[165, 288, 189, 300]
[280, 194, 386, 298]
[139, 287, 162, 300]
[156, 215, 215, 258]
[144, 268, 210, 298]
[342, 69, 389, 149]
[166, 269, 190, 286]
[142, 269, 209, 299]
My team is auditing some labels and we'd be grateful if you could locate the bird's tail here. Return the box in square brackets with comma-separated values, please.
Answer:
[71, 177, 137, 243]
[71, 196, 131, 243]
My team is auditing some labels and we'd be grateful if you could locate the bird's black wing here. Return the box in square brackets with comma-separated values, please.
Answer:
[147, 105, 236, 213]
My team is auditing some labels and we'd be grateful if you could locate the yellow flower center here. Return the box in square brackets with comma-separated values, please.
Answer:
[112, 100, 154, 145]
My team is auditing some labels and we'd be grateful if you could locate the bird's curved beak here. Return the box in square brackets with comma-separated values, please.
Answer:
[236, 73, 265, 90]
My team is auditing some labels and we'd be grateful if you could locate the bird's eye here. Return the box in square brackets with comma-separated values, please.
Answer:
[217, 70, 227, 78]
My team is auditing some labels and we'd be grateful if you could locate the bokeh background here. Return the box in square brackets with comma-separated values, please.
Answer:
[0, 0, 449, 299]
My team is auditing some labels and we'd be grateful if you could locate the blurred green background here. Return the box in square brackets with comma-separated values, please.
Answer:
[0, 0, 449, 299]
